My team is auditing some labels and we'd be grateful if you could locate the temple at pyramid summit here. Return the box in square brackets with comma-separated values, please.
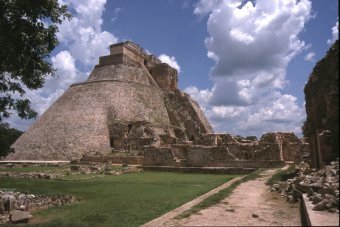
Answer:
[6, 41, 307, 169]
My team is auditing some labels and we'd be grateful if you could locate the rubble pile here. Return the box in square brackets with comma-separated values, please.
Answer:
[0, 172, 63, 179]
[0, 190, 76, 224]
[0, 163, 142, 180]
[69, 164, 141, 175]
[271, 161, 339, 213]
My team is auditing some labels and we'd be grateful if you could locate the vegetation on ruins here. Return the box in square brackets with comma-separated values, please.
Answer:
[266, 164, 295, 186]
[0, 122, 22, 157]
[0, 0, 71, 121]
[0, 171, 235, 226]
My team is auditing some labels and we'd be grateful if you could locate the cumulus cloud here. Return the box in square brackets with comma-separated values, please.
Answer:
[304, 52, 315, 62]
[186, 87, 305, 136]
[111, 7, 123, 22]
[158, 54, 181, 73]
[57, 0, 118, 66]
[5, 0, 117, 130]
[188, 0, 311, 136]
[327, 20, 339, 45]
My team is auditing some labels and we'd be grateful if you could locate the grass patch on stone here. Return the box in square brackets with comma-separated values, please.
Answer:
[266, 164, 295, 186]
[0, 165, 65, 173]
[176, 169, 263, 219]
[0, 171, 236, 226]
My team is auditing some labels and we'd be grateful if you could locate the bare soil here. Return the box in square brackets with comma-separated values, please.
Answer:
[164, 168, 301, 226]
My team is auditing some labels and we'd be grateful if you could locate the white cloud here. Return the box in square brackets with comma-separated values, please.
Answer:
[187, 87, 305, 136]
[111, 7, 123, 22]
[158, 54, 181, 73]
[57, 0, 118, 66]
[189, 0, 311, 136]
[304, 52, 315, 62]
[6, 0, 118, 131]
[327, 20, 339, 45]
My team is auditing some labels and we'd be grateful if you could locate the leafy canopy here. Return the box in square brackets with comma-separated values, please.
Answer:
[0, 122, 22, 157]
[0, 0, 71, 121]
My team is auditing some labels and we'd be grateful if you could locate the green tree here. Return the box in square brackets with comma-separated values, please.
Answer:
[0, 0, 71, 121]
[0, 123, 22, 157]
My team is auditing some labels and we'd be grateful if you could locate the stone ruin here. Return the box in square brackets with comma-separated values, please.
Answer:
[303, 40, 339, 169]
[6, 41, 212, 161]
[5, 41, 308, 169]
[143, 131, 308, 169]
[267, 41, 339, 220]
[271, 161, 339, 214]
[0, 190, 76, 224]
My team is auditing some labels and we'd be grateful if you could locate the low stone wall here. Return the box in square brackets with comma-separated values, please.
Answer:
[81, 155, 144, 165]
[142, 166, 256, 174]
[144, 147, 284, 168]
[186, 146, 235, 167]
[201, 160, 285, 168]
[0, 190, 76, 224]
[143, 147, 175, 166]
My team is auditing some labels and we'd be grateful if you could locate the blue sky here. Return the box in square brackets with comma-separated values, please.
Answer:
[6, 0, 339, 137]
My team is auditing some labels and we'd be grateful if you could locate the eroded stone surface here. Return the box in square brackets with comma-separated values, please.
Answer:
[0, 190, 76, 224]
[303, 40, 339, 168]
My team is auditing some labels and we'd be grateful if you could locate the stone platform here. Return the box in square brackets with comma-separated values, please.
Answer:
[301, 194, 339, 226]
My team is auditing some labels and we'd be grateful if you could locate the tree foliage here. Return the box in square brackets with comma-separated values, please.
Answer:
[0, 123, 22, 157]
[0, 0, 71, 121]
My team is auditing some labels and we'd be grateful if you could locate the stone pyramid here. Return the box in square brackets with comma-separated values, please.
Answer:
[7, 41, 212, 160]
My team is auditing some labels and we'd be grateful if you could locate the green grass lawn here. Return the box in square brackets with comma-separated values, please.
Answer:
[0, 171, 237, 227]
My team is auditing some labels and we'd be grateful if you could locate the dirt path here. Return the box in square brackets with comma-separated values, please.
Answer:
[154, 167, 301, 226]
[142, 176, 244, 227]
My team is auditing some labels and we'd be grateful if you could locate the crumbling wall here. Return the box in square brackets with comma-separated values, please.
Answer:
[143, 145, 284, 168]
[143, 147, 175, 166]
[260, 132, 304, 162]
[303, 40, 339, 168]
[194, 133, 237, 146]
[164, 90, 213, 141]
[150, 63, 178, 91]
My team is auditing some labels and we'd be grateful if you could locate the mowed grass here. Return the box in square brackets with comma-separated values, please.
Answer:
[0, 171, 236, 226]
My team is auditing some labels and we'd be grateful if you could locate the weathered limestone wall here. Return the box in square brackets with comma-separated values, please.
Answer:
[143, 146, 284, 168]
[303, 40, 339, 168]
[143, 131, 307, 169]
[150, 63, 178, 91]
[87, 64, 152, 85]
[81, 155, 144, 165]
[8, 65, 171, 160]
[164, 91, 213, 141]
[194, 133, 237, 146]
[260, 132, 304, 162]
[143, 147, 175, 166]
